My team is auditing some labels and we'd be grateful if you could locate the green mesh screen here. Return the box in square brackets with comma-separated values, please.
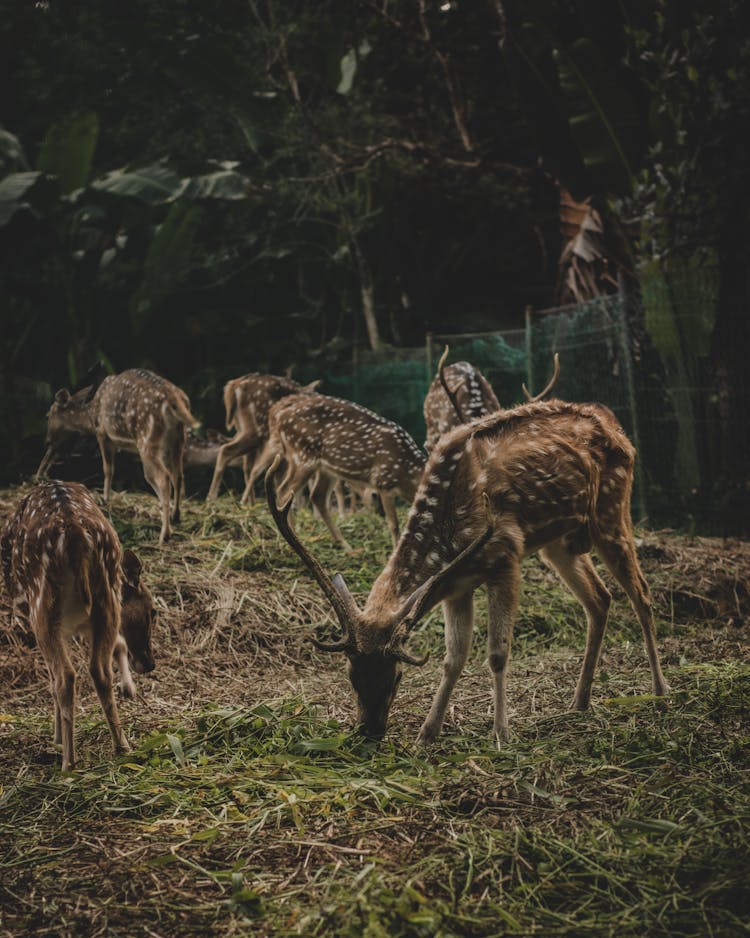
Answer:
[430, 330, 528, 407]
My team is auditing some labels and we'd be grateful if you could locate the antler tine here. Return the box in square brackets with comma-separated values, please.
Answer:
[387, 503, 495, 657]
[35, 447, 55, 479]
[437, 344, 466, 424]
[264, 455, 357, 650]
[522, 352, 560, 403]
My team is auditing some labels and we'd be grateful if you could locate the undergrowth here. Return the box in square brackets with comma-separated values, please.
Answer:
[0, 486, 748, 937]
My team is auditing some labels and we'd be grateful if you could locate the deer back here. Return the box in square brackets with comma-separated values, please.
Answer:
[424, 361, 500, 452]
[364, 400, 635, 629]
[0, 481, 155, 670]
[95, 369, 198, 450]
[223, 373, 319, 437]
[270, 393, 426, 497]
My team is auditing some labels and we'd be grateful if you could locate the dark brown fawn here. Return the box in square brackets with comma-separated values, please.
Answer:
[266, 399, 669, 743]
[423, 348, 560, 451]
[262, 392, 427, 551]
[1, 481, 156, 771]
[38, 369, 199, 544]
[206, 374, 320, 504]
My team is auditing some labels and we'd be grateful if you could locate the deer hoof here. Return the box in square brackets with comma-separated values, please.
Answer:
[119, 679, 136, 701]
[416, 723, 439, 746]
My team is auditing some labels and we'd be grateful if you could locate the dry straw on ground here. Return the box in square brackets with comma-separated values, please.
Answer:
[1, 485, 748, 937]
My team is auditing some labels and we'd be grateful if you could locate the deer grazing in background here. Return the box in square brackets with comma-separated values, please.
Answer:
[206, 374, 321, 504]
[423, 348, 560, 451]
[266, 398, 669, 743]
[261, 393, 427, 551]
[1, 481, 156, 771]
[184, 428, 245, 470]
[38, 369, 199, 544]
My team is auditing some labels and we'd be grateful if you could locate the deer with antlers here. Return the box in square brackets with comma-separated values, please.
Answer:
[266, 398, 669, 743]
[1, 481, 156, 770]
[206, 374, 321, 504]
[38, 369, 199, 544]
[423, 348, 560, 451]
[261, 393, 427, 551]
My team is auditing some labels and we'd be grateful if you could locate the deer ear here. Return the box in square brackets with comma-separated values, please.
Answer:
[122, 549, 142, 588]
[304, 379, 322, 392]
[54, 389, 71, 405]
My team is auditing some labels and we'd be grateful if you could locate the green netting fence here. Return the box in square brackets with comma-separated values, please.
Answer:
[296, 274, 746, 533]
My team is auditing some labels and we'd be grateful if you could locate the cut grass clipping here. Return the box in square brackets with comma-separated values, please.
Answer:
[1, 485, 748, 937]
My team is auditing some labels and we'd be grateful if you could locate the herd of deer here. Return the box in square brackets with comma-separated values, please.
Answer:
[1, 352, 669, 770]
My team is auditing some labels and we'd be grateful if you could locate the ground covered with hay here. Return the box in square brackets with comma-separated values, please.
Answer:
[1, 484, 748, 937]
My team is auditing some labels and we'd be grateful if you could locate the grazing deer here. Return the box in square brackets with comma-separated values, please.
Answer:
[206, 374, 320, 504]
[1, 481, 156, 771]
[262, 393, 427, 551]
[39, 369, 199, 544]
[423, 348, 560, 451]
[266, 399, 669, 743]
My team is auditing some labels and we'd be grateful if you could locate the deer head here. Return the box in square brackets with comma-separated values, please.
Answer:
[265, 456, 492, 737]
[37, 386, 97, 476]
[120, 548, 156, 674]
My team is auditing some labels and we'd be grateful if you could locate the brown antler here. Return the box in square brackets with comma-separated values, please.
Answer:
[522, 353, 560, 403]
[437, 345, 467, 424]
[264, 456, 359, 652]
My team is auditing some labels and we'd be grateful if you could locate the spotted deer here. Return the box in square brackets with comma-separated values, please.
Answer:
[266, 399, 669, 743]
[423, 348, 560, 452]
[1, 481, 156, 771]
[206, 374, 321, 504]
[38, 369, 199, 544]
[262, 393, 427, 551]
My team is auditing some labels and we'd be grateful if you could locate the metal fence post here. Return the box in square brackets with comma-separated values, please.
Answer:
[617, 275, 648, 523]
[524, 305, 535, 396]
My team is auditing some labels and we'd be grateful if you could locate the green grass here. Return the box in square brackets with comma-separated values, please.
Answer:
[1, 487, 748, 937]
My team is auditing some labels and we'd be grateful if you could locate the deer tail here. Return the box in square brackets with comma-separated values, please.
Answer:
[170, 394, 201, 430]
[223, 379, 240, 431]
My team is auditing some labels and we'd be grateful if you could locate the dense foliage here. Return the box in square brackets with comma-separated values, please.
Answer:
[1, 1, 748, 526]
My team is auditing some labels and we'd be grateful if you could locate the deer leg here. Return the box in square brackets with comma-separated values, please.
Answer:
[592, 529, 670, 698]
[333, 479, 347, 518]
[141, 454, 172, 544]
[171, 431, 186, 525]
[379, 491, 400, 547]
[97, 435, 117, 503]
[241, 439, 275, 506]
[486, 561, 521, 745]
[540, 541, 612, 711]
[207, 430, 260, 502]
[417, 591, 475, 745]
[38, 627, 77, 770]
[89, 608, 130, 756]
[309, 475, 354, 553]
[46, 665, 62, 745]
[114, 634, 136, 700]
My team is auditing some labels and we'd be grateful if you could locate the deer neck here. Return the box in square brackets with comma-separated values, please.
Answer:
[361, 432, 470, 631]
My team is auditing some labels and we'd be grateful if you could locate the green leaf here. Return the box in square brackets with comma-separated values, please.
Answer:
[37, 112, 99, 193]
[0, 128, 29, 175]
[129, 201, 202, 333]
[92, 163, 182, 204]
[166, 732, 186, 767]
[337, 48, 357, 95]
[176, 170, 250, 201]
[0, 172, 47, 226]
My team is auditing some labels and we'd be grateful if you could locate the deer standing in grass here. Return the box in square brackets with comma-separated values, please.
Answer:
[38, 369, 199, 544]
[206, 374, 320, 504]
[423, 349, 560, 451]
[266, 399, 669, 742]
[262, 393, 427, 551]
[1, 481, 156, 771]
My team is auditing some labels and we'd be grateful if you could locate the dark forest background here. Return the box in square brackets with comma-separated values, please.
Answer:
[1, 1, 748, 530]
